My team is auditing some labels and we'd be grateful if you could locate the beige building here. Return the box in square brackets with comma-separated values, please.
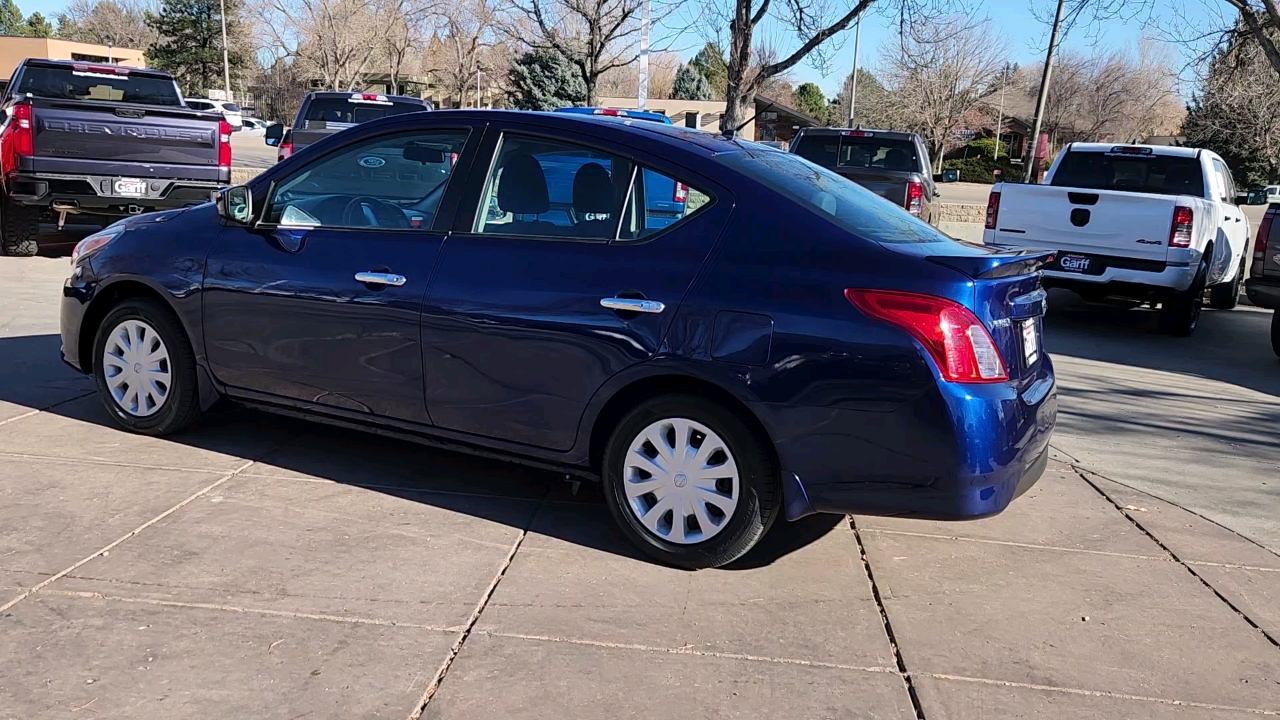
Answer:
[1, 36, 146, 90]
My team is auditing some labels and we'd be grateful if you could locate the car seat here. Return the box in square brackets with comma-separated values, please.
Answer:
[570, 162, 615, 238]
[496, 153, 558, 235]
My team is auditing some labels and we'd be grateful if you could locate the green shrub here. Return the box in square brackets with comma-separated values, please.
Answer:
[941, 155, 1022, 184]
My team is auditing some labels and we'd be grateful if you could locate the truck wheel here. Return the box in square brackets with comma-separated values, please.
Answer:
[1208, 263, 1242, 310]
[1, 199, 40, 257]
[1272, 311, 1280, 359]
[1159, 258, 1208, 337]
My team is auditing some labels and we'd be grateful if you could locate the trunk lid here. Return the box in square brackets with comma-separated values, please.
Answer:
[992, 183, 1179, 263]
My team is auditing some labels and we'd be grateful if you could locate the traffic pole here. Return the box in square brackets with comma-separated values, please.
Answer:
[220, 0, 232, 101]
[638, 0, 650, 111]
[1024, 0, 1064, 183]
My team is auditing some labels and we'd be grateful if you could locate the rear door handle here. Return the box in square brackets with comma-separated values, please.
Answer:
[355, 271, 406, 286]
[600, 297, 665, 314]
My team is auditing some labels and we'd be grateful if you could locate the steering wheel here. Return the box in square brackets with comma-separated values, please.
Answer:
[341, 196, 410, 229]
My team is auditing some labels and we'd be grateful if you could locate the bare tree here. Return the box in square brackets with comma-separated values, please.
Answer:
[429, 0, 499, 106]
[56, 0, 159, 49]
[501, 0, 653, 105]
[879, 15, 1011, 170]
[595, 50, 681, 98]
[255, 0, 386, 91]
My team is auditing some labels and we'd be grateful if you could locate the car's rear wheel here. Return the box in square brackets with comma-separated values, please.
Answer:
[1159, 258, 1208, 336]
[601, 394, 778, 569]
[92, 299, 202, 435]
[1271, 311, 1280, 359]
[1, 199, 40, 257]
[1208, 262, 1242, 310]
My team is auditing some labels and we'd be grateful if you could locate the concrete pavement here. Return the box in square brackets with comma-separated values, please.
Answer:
[0, 257, 1277, 719]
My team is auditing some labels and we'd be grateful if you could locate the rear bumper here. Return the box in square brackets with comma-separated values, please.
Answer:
[1245, 275, 1280, 309]
[1041, 262, 1196, 293]
[6, 172, 226, 216]
[759, 362, 1058, 521]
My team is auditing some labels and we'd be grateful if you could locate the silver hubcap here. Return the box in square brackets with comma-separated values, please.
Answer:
[623, 418, 740, 545]
[102, 319, 171, 417]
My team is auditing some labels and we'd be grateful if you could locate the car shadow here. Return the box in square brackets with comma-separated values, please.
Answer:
[0, 332, 841, 569]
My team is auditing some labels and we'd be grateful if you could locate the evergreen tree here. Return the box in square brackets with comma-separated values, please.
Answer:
[25, 11, 53, 37]
[0, 0, 25, 35]
[507, 49, 586, 112]
[793, 82, 829, 125]
[689, 43, 728, 100]
[146, 0, 248, 96]
[670, 64, 713, 101]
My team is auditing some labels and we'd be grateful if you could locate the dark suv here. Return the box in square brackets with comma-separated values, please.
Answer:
[266, 92, 431, 162]
[1244, 204, 1280, 357]
[790, 128, 938, 225]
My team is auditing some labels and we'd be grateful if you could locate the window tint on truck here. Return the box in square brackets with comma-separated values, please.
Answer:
[16, 66, 182, 106]
[1051, 151, 1206, 197]
[302, 98, 425, 129]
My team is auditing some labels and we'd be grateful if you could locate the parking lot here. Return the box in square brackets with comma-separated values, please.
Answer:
[1, 254, 1278, 719]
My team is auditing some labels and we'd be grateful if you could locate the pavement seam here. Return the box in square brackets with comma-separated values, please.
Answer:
[850, 517, 928, 720]
[405, 493, 548, 720]
[0, 390, 95, 429]
[0, 458, 257, 615]
[925, 672, 1280, 716]
[861, 528, 1170, 562]
[41, 589, 460, 632]
[1076, 467, 1280, 652]
[475, 629, 902, 674]
[0, 450, 225, 475]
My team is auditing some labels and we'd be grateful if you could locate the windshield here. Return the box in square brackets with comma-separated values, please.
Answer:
[301, 98, 425, 129]
[223, 103, 240, 112]
[16, 66, 182, 106]
[1050, 151, 1206, 197]
[722, 146, 956, 244]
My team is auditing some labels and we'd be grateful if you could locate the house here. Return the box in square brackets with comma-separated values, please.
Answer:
[596, 95, 821, 143]
[0, 37, 146, 94]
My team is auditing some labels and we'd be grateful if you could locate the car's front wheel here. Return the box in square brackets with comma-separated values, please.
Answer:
[601, 394, 779, 569]
[92, 299, 203, 435]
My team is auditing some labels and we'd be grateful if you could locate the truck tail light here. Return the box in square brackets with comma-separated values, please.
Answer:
[846, 289, 1008, 383]
[1, 101, 33, 174]
[906, 181, 924, 216]
[217, 119, 232, 168]
[985, 191, 1000, 230]
[278, 142, 293, 161]
[1253, 209, 1273, 275]
[673, 182, 688, 203]
[1169, 205, 1193, 248]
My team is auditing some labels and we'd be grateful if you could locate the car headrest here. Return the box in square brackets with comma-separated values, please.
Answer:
[572, 162, 613, 215]
[884, 148, 912, 171]
[497, 153, 550, 215]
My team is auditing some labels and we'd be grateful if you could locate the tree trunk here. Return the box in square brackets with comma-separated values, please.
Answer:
[720, 0, 757, 135]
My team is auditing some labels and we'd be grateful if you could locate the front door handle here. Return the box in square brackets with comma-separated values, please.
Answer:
[601, 297, 665, 314]
[355, 271, 407, 286]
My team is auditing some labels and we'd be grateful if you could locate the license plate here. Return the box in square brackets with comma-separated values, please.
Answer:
[1022, 319, 1039, 365]
[113, 178, 148, 197]
[1057, 254, 1092, 273]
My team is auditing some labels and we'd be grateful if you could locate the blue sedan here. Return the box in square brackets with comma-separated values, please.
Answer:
[60, 110, 1057, 568]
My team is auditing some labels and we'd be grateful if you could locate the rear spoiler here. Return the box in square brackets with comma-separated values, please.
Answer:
[928, 248, 1056, 279]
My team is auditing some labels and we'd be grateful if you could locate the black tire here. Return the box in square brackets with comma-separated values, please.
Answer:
[1, 199, 40, 257]
[1159, 258, 1208, 336]
[91, 298, 203, 435]
[1208, 262, 1243, 310]
[601, 394, 779, 569]
[1271, 311, 1280, 360]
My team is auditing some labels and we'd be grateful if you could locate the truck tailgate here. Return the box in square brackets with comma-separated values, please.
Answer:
[836, 167, 910, 205]
[29, 99, 223, 180]
[992, 184, 1176, 263]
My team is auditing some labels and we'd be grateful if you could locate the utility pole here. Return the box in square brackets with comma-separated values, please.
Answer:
[994, 66, 1007, 159]
[219, 0, 232, 100]
[476, 68, 482, 108]
[1024, 0, 1064, 183]
[637, 0, 650, 110]
[847, 14, 861, 127]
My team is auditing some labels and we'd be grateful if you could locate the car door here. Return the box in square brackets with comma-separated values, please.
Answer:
[203, 124, 478, 422]
[1211, 158, 1248, 279]
[420, 127, 730, 451]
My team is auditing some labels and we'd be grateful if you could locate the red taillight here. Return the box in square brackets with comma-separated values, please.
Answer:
[985, 191, 1000, 230]
[1253, 210, 1273, 275]
[594, 108, 621, 116]
[846, 289, 1008, 383]
[217, 119, 232, 168]
[673, 182, 688, 203]
[906, 181, 923, 216]
[278, 142, 293, 161]
[843, 130, 873, 137]
[1, 102, 33, 174]
[1169, 205, 1193, 248]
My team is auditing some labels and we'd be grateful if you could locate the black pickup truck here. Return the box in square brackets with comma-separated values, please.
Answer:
[265, 91, 430, 162]
[790, 127, 940, 225]
[0, 59, 230, 255]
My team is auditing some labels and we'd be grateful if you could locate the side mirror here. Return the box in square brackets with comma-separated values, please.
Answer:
[1241, 189, 1268, 205]
[264, 123, 285, 146]
[216, 185, 252, 225]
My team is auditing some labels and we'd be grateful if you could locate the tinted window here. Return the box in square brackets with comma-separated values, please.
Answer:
[302, 98, 425, 129]
[838, 137, 919, 171]
[618, 168, 712, 240]
[223, 103, 241, 112]
[1050, 151, 1205, 197]
[793, 134, 839, 166]
[475, 134, 632, 240]
[266, 129, 469, 229]
[17, 66, 181, 106]
[720, 146, 955, 245]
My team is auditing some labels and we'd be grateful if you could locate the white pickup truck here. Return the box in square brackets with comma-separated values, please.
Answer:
[982, 143, 1259, 335]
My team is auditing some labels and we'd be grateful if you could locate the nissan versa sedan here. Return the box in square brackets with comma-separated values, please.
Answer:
[60, 110, 1057, 569]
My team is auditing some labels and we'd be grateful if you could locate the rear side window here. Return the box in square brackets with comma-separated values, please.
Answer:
[223, 103, 241, 112]
[617, 168, 713, 241]
[302, 97, 425, 129]
[721, 147, 954, 245]
[1051, 151, 1206, 197]
[16, 66, 182, 106]
[838, 137, 919, 171]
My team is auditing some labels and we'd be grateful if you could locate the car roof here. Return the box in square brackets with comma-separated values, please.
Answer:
[23, 57, 174, 79]
[305, 91, 427, 104]
[1066, 142, 1200, 158]
[556, 107, 672, 123]
[799, 127, 920, 141]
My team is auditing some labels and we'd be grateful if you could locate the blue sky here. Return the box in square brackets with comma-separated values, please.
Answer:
[15, 0, 1229, 97]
